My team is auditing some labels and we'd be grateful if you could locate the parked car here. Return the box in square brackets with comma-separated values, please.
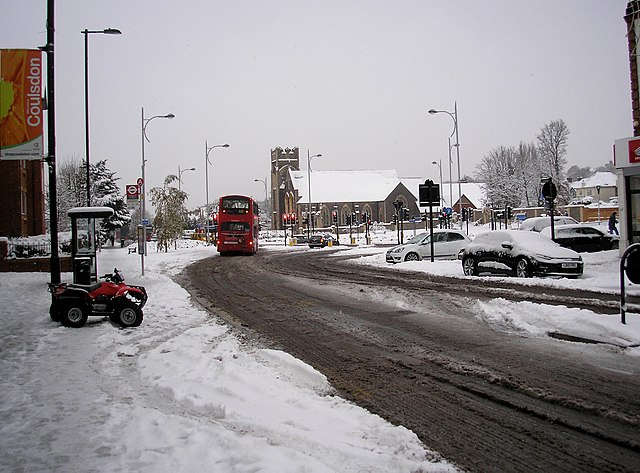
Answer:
[386, 229, 471, 263]
[308, 234, 339, 248]
[460, 230, 583, 278]
[519, 216, 579, 232]
[292, 234, 309, 245]
[540, 224, 619, 252]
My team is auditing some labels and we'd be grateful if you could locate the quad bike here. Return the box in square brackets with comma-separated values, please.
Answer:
[48, 268, 147, 328]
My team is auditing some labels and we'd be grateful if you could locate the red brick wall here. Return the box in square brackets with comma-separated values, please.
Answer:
[0, 160, 46, 237]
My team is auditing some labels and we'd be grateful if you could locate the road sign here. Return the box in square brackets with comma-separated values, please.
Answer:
[419, 180, 440, 206]
[126, 184, 139, 201]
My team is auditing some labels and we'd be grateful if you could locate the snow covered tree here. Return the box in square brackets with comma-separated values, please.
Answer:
[90, 159, 131, 243]
[149, 175, 189, 252]
[514, 141, 544, 207]
[476, 146, 523, 208]
[54, 157, 87, 231]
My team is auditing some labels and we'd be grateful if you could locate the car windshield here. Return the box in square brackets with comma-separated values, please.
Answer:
[406, 233, 427, 244]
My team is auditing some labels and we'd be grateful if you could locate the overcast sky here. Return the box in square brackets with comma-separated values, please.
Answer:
[2, 0, 633, 208]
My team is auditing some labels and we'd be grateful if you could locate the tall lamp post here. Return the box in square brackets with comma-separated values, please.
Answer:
[205, 142, 230, 245]
[429, 103, 462, 228]
[141, 108, 175, 275]
[431, 160, 444, 206]
[254, 178, 268, 204]
[83, 27, 122, 206]
[307, 150, 322, 238]
[178, 165, 196, 192]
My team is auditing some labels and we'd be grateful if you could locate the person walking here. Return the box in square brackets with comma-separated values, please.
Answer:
[608, 211, 619, 235]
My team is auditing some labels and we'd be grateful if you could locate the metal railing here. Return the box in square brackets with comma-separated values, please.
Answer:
[6, 241, 72, 259]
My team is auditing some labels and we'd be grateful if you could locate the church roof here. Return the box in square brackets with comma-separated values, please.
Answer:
[290, 169, 406, 204]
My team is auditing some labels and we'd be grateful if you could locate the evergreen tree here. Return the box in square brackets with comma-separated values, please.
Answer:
[149, 175, 189, 252]
[90, 159, 131, 243]
[56, 158, 86, 231]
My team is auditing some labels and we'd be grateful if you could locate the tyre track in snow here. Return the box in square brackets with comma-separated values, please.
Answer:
[182, 248, 640, 472]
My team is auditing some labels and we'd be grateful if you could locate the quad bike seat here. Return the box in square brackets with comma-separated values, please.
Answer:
[67, 282, 103, 292]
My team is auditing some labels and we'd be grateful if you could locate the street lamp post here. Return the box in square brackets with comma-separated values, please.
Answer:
[141, 108, 175, 275]
[178, 165, 196, 192]
[431, 160, 444, 206]
[307, 150, 322, 238]
[254, 178, 268, 204]
[205, 142, 230, 245]
[83, 27, 122, 206]
[429, 103, 462, 228]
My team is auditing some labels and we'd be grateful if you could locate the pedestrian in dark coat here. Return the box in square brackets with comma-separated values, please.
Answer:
[608, 212, 619, 235]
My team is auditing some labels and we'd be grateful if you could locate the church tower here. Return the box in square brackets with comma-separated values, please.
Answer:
[270, 147, 300, 230]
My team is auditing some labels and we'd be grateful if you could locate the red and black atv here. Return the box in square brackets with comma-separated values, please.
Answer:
[48, 268, 147, 328]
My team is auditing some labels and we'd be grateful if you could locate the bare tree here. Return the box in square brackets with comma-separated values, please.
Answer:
[514, 141, 543, 207]
[537, 119, 570, 184]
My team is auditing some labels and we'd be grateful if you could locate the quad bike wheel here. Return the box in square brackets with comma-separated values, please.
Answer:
[60, 302, 88, 328]
[112, 300, 143, 328]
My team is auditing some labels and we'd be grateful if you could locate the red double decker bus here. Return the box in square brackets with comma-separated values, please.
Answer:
[216, 195, 259, 255]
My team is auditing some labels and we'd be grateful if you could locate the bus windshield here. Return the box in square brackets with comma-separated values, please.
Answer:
[221, 197, 250, 214]
[220, 222, 250, 232]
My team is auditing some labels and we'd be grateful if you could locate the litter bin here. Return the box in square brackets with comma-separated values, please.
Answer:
[73, 257, 92, 285]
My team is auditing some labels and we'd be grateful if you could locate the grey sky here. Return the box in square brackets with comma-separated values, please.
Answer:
[2, 0, 632, 207]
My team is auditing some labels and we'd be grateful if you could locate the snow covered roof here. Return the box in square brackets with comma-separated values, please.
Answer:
[290, 169, 406, 204]
[570, 172, 617, 190]
[287, 167, 486, 209]
[424, 181, 485, 209]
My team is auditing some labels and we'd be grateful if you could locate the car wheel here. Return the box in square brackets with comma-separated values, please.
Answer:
[515, 258, 532, 278]
[462, 256, 478, 276]
[115, 301, 143, 328]
[60, 302, 88, 328]
[404, 252, 420, 262]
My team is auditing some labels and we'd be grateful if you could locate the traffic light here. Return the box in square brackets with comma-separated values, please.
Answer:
[332, 211, 337, 224]
[361, 212, 367, 223]
[346, 215, 351, 225]
[403, 208, 409, 221]
[462, 208, 468, 222]
[393, 214, 398, 224]
[506, 206, 513, 220]
[290, 213, 297, 225]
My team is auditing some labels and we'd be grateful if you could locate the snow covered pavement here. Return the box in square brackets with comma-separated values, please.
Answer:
[0, 243, 458, 473]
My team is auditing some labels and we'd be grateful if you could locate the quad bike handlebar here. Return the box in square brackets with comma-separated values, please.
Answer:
[101, 268, 124, 284]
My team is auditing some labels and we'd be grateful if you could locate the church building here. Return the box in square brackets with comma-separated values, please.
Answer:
[270, 146, 421, 231]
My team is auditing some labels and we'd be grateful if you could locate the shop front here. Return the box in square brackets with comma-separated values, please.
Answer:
[614, 136, 640, 250]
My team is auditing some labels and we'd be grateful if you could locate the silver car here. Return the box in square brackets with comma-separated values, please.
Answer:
[386, 229, 471, 263]
[519, 216, 578, 232]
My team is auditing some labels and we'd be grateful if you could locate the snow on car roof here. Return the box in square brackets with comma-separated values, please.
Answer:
[473, 230, 580, 257]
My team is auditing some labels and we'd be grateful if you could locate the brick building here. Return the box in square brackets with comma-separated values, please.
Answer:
[0, 160, 46, 236]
